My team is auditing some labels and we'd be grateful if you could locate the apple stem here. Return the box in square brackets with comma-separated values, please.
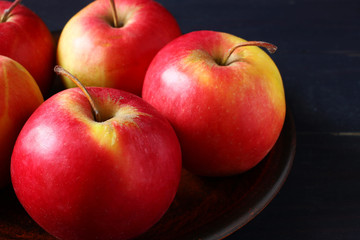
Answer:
[110, 0, 119, 28]
[1, 0, 22, 23]
[222, 41, 278, 66]
[54, 66, 102, 122]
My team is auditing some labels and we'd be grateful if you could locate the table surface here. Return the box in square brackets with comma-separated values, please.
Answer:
[5, 0, 360, 239]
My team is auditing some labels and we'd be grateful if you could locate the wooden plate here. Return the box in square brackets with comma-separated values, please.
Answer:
[0, 31, 296, 240]
[0, 108, 295, 240]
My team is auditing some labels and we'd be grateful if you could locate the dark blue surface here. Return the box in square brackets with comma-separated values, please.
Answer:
[19, 0, 360, 239]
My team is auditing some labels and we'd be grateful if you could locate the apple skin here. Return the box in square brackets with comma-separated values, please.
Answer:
[57, 0, 182, 96]
[0, 1, 55, 95]
[11, 87, 182, 240]
[0, 55, 43, 188]
[142, 30, 286, 176]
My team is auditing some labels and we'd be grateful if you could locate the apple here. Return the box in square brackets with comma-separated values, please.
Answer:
[0, 0, 55, 95]
[0, 55, 43, 188]
[11, 66, 182, 240]
[57, 0, 182, 96]
[142, 30, 286, 176]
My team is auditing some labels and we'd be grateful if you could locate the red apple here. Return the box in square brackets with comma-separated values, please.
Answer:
[57, 0, 182, 96]
[11, 67, 182, 239]
[142, 30, 286, 176]
[0, 0, 55, 95]
[0, 55, 43, 188]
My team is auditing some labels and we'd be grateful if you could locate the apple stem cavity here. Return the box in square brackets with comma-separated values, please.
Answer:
[222, 41, 278, 66]
[54, 66, 102, 122]
[110, 0, 120, 28]
[1, 0, 22, 23]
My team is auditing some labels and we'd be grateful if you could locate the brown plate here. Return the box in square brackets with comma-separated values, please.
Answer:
[0, 108, 295, 240]
[0, 31, 296, 240]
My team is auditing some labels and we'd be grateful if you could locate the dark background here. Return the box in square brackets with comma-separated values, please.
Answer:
[17, 0, 360, 239]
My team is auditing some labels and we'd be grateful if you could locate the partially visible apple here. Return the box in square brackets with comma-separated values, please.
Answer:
[11, 66, 182, 240]
[0, 55, 43, 188]
[0, 0, 55, 95]
[57, 0, 182, 96]
[142, 30, 286, 176]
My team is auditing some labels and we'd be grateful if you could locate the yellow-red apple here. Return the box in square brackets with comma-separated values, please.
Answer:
[0, 0, 55, 95]
[142, 30, 286, 176]
[0, 55, 43, 187]
[11, 67, 182, 239]
[57, 0, 182, 96]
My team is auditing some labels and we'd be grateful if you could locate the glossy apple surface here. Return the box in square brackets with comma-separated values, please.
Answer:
[57, 0, 182, 96]
[142, 30, 286, 176]
[0, 1, 55, 95]
[0, 55, 43, 188]
[11, 87, 182, 240]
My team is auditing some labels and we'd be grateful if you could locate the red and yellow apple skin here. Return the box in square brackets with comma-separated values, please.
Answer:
[57, 0, 182, 96]
[142, 30, 286, 176]
[0, 1, 55, 95]
[0, 55, 43, 188]
[11, 87, 182, 240]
